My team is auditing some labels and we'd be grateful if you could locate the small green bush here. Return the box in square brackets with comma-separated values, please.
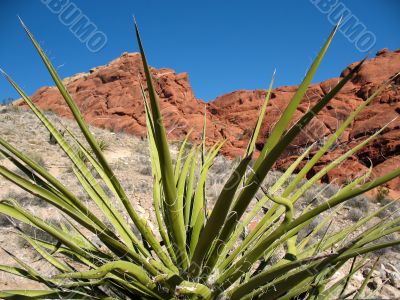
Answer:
[97, 139, 110, 152]
[376, 186, 390, 203]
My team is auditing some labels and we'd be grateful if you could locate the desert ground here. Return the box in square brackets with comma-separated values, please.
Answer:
[0, 105, 399, 298]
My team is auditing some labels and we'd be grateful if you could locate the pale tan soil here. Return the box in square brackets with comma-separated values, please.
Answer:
[0, 106, 399, 298]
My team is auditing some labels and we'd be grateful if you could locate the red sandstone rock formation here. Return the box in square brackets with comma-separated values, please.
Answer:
[22, 49, 400, 191]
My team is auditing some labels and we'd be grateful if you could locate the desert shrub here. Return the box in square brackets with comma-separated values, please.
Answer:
[376, 186, 390, 202]
[134, 142, 151, 156]
[138, 164, 152, 176]
[73, 147, 89, 164]
[374, 232, 400, 255]
[0, 19, 399, 300]
[378, 200, 400, 219]
[348, 208, 364, 222]
[346, 195, 370, 212]
[134, 179, 152, 194]
[1, 104, 21, 113]
[300, 183, 320, 204]
[97, 139, 110, 152]
[71, 138, 109, 165]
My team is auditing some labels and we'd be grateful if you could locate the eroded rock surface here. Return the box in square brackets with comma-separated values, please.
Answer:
[22, 49, 400, 190]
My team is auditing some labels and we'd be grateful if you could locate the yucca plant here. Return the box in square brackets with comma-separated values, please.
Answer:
[0, 18, 399, 299]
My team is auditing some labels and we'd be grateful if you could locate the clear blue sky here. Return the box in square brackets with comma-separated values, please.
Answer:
[1, 0, 399, 103]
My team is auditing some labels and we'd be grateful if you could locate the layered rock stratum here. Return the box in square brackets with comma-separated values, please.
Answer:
[21, 48, 400, 191]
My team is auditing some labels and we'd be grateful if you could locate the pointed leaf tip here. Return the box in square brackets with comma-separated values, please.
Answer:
[336, 15, 344, 28]
[133, 16, 139, 32]
[0, 68, 12, 81]
[17, 15, 23, 24]
[270, 68, 277, 82]
[17, 15, 28, 30]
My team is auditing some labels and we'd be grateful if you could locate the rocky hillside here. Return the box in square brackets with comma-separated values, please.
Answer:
[0, 108, 399, 297]
[20, 48, 400, 191]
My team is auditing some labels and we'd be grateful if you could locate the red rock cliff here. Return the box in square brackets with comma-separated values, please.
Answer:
[23, 49, 400, 191]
